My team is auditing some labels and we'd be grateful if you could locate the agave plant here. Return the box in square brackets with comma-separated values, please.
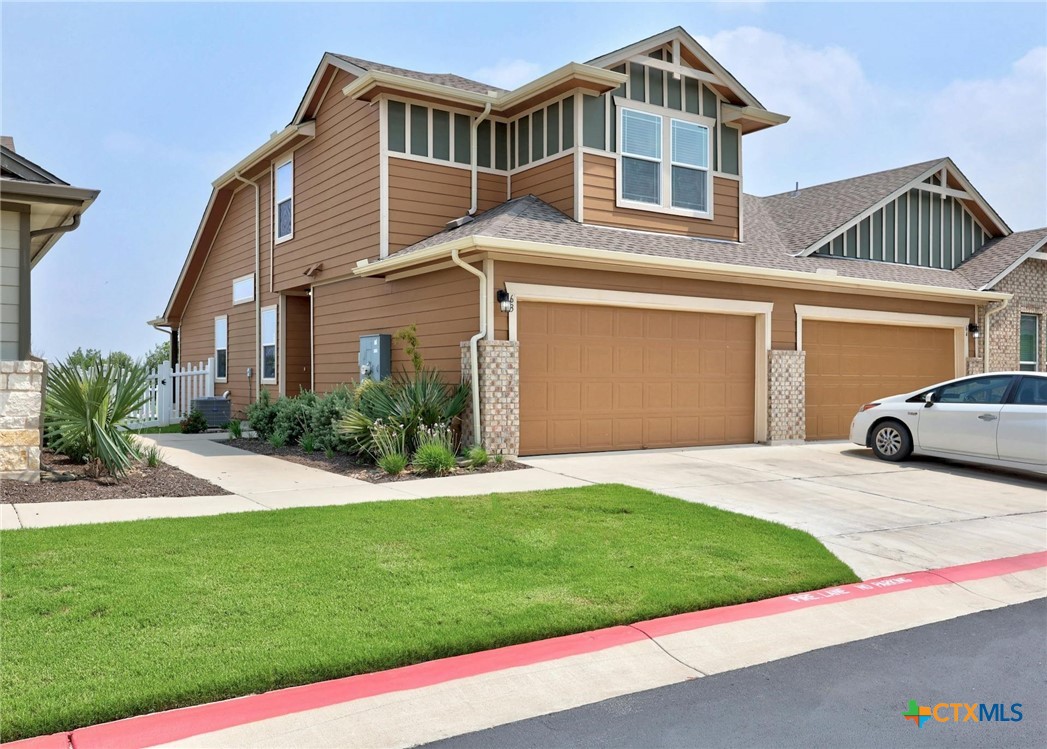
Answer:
[338, 369, 468, 457]
[44, 359, 150, 478]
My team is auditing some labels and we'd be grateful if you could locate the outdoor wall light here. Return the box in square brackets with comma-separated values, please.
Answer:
[497, 289, 514, 313]
[968, 323, 981, 339]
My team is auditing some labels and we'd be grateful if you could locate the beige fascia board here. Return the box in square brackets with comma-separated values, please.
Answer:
[720, 104, 790, 133]
[354, 235, 1011, 303]
[211, 121, 316, 188]
[0, 180, 99, 207]
[343, 71, 496, 107]
[494, 63, 626, 110]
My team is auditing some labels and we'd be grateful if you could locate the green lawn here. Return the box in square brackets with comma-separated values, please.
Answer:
[0, 484, 856, 740]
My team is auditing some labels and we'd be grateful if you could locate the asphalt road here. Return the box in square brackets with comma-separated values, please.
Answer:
[428, 598, 1046, 749]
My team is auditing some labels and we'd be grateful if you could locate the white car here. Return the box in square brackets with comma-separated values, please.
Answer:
[849, 372, 1047, 475]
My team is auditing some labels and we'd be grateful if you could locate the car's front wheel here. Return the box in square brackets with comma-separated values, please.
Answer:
[870, 420, 913, 462]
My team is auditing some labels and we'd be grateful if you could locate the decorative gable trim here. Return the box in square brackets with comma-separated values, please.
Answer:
[586, 26, 765, 111]
[796, 158, 1010, 258]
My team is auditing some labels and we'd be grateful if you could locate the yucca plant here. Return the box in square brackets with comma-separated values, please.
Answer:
[44, 359, 150, 478]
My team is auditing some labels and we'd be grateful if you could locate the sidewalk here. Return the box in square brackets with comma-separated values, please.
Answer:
[10, 552, 1044, 749]
[2, 434, 589, 530]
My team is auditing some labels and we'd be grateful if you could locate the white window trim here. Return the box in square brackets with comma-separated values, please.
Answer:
[614, 96, 714, 220]
[260, 304, 278, 384]
[505, 282, 772, 444]
[274, 154, 294, 245]
[231, 273, 255, 306]
[1019, 312, 1041, 371]
[214, 315, 228, 383]
[794, 305, 969, 378]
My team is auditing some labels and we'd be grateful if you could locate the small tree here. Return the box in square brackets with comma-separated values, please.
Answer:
[394, 324, 425, 373]
[144, 341, 170, 371]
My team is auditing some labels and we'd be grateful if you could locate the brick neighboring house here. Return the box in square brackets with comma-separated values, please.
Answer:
[1, 138, 99, 482]
[153, 27, 1046, 456]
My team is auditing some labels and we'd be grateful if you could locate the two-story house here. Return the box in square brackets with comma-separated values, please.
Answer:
[153, 27, 1046, 456]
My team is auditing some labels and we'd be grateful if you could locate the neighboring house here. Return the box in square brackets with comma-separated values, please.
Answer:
[1, 137, 99, 481]
[153, 27, 1046, 456]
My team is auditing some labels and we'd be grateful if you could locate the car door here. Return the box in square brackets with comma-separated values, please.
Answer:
[997, 376, 1047, 466]
[916, 375, 1016, 458]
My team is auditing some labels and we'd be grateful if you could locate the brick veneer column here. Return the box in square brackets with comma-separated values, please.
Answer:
[981, 260, 1047, 372]
[0, 360, 45, 483]
[767, 350, 806, 443]
[460, 340, 520, 455]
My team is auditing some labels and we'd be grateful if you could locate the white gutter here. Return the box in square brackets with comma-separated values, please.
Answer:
[982, 296, 1011, 373]
[450, 248, 486, 446]
[469, 103, 493, 215]
[233, 171, 261, 401]
[213, 122, 315, 189]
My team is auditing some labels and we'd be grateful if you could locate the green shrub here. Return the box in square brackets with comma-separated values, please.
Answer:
[416, 423, 456, 454]
[412, 442, 456, 475]
[377, 452, 408, 475]
[494, 454, 505, 465]
[308, 385, 356, 453]
[180, 409, 208, 434]
[143, 443, 164, 468]
[300, 433, 316, 453]
[466, 445, 489, 468]
[227, 419, 242, 439]
[273, 391, 318, 446]
[269, 431, 288, 449]
[339, 369, 468, 457]
[370, 419, 406, 461]
[246, 390, 277, 440]
[44, 359, 150, 478]
[324, 446, 335, 459]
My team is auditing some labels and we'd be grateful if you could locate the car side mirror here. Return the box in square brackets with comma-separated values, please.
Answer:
[924, 392, 937, 408]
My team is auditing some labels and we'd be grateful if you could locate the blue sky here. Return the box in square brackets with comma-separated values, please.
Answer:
[3, 2, 1045, 360]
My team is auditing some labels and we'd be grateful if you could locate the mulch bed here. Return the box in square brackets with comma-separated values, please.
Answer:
[226, 438, 529, 484]
[2, 450, 231, 504]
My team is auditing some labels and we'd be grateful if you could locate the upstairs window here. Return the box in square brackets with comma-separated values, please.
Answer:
[232, 274, 254, 305]
[275, 156, 293, 242]
[618, 104, 711, 217]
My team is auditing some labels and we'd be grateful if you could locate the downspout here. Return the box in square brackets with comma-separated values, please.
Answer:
[468, 103, 493, 215]
[451, 248, 486, 446]
[982, 297, 1011, 374]
[233, 171, 261, 401]
[29, 212, 81, 238]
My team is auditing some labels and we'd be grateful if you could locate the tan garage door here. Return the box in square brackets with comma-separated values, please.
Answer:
[519, 302, 756, 455]
[804, 320, 956, 440]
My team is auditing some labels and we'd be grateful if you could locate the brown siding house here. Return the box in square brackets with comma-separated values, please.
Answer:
[154, 27, 1045, 455]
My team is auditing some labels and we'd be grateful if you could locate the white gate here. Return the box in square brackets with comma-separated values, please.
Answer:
[127, 358, 215, 429]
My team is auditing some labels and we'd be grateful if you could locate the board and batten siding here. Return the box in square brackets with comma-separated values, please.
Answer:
[312, 266, 479, 393]
[510, 154, 575, 218]
[813, 188, 990, 269]
[388, 158, 506, 253]
[272, 70, 381, 291]
[0, 211, 21, 360]
[178, 182, 280, 414]
[491, 260, 975, 350]
[582, 153, 739, 240]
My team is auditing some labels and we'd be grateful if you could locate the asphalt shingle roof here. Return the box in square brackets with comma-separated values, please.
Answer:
[760, 160, 943, 254]
[332, 55, 505, 95]
[956, 227, 1047, 289]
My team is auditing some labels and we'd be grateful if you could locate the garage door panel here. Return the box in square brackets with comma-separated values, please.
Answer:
[805, 320, 954, 440]
[520, 302, 756, 455]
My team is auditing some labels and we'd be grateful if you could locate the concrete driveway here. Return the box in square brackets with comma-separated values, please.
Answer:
[522, 443, 1047, 578]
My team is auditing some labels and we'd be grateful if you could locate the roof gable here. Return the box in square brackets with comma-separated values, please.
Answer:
[586, 26, 765, 110]
[956, 227, 1047, 290]
[0, 145, 67, 185]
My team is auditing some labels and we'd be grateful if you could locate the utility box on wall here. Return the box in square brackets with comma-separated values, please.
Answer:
[359, 334, 391, 381]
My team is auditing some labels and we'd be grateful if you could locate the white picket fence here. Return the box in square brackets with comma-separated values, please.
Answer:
[128, 358, 216, 429]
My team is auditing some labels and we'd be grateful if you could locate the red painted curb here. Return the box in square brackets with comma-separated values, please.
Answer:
[6, 551, 1042, 749]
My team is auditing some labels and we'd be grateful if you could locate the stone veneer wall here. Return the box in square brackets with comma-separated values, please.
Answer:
[0, 360, 45, 483]
[460, 340, 520, 455]
[975, 259, 1047, 372]
[767, 350, 806, 442]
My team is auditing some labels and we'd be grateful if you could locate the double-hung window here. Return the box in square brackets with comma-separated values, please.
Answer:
[1019, 313, 1040, 371]
[618, 102, 712, 217]
[261, 306, 278, 383]
[214, 316, 228, 382]
[274, 156, 293, 242]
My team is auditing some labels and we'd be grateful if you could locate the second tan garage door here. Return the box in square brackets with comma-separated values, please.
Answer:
[804, 320, 956, 440]
[519, 302, 756, 455]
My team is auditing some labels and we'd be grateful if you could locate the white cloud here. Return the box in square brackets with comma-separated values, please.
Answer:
[696, 27, 1045, 228]
[470, 59, 542, 91]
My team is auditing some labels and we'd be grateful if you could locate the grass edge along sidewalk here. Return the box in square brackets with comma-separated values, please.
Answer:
[1, 483, 857, 741]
